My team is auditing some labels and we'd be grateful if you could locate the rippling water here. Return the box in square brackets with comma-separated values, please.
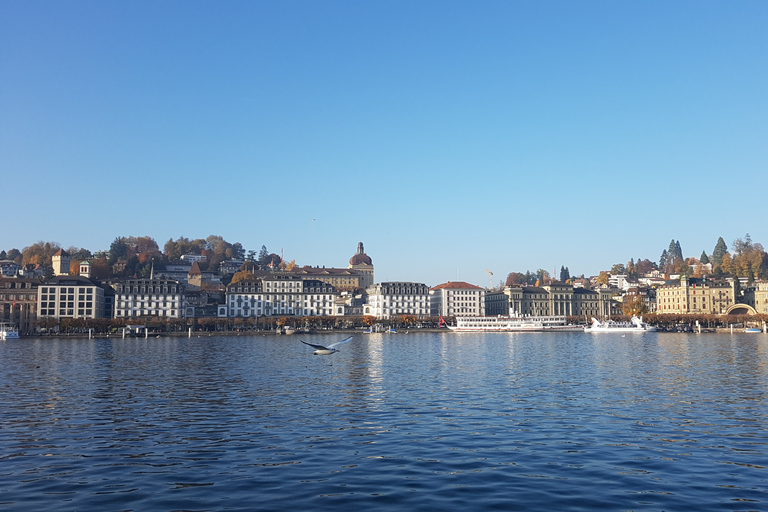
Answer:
[1, 331, 766, 511]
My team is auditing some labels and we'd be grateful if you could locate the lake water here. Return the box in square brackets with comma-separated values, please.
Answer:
[1, 331, 766, 511]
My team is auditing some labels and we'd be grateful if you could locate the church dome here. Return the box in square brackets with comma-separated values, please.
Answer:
[349, 242, 372, 266]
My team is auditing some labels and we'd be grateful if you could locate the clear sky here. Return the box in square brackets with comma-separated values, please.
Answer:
[2, 1, 766, 287]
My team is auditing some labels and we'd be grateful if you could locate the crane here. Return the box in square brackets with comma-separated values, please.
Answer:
[486, 268, 493, 289]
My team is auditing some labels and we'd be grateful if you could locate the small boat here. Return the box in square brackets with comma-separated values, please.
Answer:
[744, 328, 761, 333]
[585, 315, 656, 333]
[0, 323, 20, 340]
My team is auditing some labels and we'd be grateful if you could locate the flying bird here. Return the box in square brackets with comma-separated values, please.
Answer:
[300, 336, 353, 355]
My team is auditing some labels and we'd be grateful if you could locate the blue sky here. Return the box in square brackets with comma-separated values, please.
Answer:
[2, 1, 766, 286]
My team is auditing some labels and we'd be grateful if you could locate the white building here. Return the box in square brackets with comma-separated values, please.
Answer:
[226, 273, 338, 318]
[37, 276, 104, 319]
[364, 282, 430, 319]
[429, 281, 485, 317]
[180, 254, 207, 263]
[112, 278, 185, 318]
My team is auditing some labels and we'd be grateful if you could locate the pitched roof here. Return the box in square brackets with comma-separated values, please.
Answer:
[431, 281, 482, 291]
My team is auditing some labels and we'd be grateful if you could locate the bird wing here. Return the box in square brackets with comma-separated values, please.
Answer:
[327, 336, 353, 349]
[300, 340, 329, 350]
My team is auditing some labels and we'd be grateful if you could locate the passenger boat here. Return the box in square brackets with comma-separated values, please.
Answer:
[0, 323, 20, 340]
[585, 315, 656, 333]
[446, 314, 583, 332]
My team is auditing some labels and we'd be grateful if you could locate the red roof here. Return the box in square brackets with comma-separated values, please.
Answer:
[430, 281, 482, 291]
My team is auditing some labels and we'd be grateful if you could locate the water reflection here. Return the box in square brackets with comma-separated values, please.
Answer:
[0, 332, 766, 511]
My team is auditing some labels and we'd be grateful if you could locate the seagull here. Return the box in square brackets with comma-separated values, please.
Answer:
[300, 336, 353, 355]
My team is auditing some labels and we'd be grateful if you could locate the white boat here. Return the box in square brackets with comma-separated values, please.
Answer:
[446, 314, 583, 332]
[0, 323, 20, 340]
[585, 315, 656, 333]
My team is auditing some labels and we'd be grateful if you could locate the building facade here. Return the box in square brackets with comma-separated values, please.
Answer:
[52, 249, 71, 276]
[656, 277, 735, 314]
[364, 282, 430, 319]
[745, 282, 768, 314]
[112, 278, 185, 318]
[226, 274, 338, 318]
[291, 267, 363, 292]
[429, 281, 485, 317]
[0, 277, 42, 334]
[487, 283, 617, 318]
[37, 276, 105, 320]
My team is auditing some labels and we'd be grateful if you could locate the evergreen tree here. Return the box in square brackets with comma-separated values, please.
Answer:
[659, 249, 668, 272]
[675, 240, 683, 260]
[700, 251, 710, 264]
[712, 237, 728, 266]
[258, 245, 269, 266]
[559, 266, 570, 282]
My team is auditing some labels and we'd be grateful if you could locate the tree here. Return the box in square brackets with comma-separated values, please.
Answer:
[659, 249, 669, 273]
[535, 269, 550, 285]
[559, 266, 570, 282]
[506, 272, 526, 286]
[712, 237, 727, 267]
[230, 270, 254, 284]
[596, 271, 610, 285]
[622, 296, 648, 316]
[109, 237, 128, 263]
[636, 259, 655, 275]
[700, 251, 710, 265]
[89, 258, 111, 279]
[610, 263, 626, 275]
[22, 241, 62, 267]
[732, 233, 755, 256]
[626, 259, 637, 279]
[258, 246, 269, 265]
[6, 248, 21, 263]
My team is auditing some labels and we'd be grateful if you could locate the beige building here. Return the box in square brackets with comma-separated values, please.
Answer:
[0, 277, 42, 334]
[52, 249, 71, 276]
[292, 267, 362, 292]
[656, 276, 735, 314]
[487, 283, 616, 318]
[744, 282, 768, 315]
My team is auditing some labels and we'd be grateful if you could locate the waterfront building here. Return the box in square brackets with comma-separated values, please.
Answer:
[429, 281, 485, 317]
[743, 282, 768, 315]
[37, 276, 105, 320]
[486, 283, 616, 318]
[0, 277, 42, 334]
[656, 276, 734, 314]
[112, 278, 185, 318]
[226, 273, 338, 318]
[572, 288, 604, 318]
[364, 282, 430, 319]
